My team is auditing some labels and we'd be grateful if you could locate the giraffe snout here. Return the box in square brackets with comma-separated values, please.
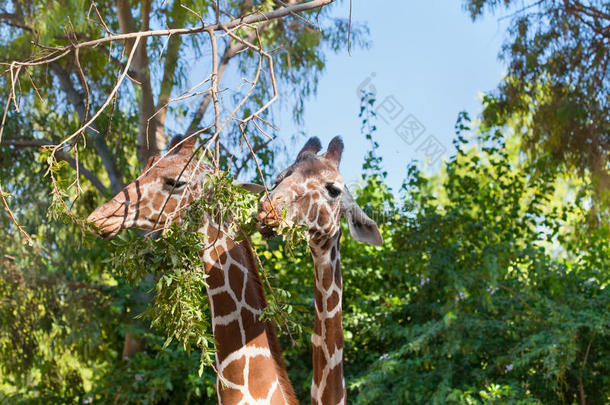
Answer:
[257, 195, 286, 227]
[87, 198, 128, 238]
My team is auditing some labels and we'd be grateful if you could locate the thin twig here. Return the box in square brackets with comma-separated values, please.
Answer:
[207, 29, 221, 171]
[347, 0, 352, 56]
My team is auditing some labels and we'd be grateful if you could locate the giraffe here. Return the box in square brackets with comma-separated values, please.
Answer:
[87, 135, 298, 405]
[257, 136, 383, 405]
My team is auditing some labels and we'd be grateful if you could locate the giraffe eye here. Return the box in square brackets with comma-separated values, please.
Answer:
[164, 178, 187, 189]
[325, 183, 342, 198]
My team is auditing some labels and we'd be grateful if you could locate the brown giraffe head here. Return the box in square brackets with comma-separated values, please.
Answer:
[87, 135, 263, 238]
[257, 136, 382, 245]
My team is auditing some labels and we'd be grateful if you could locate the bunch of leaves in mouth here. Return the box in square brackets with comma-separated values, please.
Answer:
[110, 219, 214, 375]
[273, 212, 309, 256]
[108, 170, 311, 373]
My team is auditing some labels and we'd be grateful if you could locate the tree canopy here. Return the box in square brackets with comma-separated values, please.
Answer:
[463, 0, 609, 214]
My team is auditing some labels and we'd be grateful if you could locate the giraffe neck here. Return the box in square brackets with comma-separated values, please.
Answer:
[200, 219, 297, 405]
[310, 231, 345, 405]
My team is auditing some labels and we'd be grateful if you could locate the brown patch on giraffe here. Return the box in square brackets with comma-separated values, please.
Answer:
[222, 356, 246, 385]
[211, 291, 237, 318]
[209, 246, 228, 266]
[321, 364, 345, 405]
[314, 289, 324, 313]
[218, 387, 244, 404]
[163, 196, 178, 214]
[244, 277, 263, 310]
[228, 264, 245, 301]
[312, 345, 327, 386]
[321, 263, 333, 291]
[218, 249, 228, 265]
[249, 354, 277, 400]
[151, 194, 163, 211]
[205, 267, 224, 290]
[318, 204, 330, 226]
[241, 308, 266, 343]
[324, 312, 344, 352]
[214, 320, 242, 363]
[203, 222, 223, 243]
[326, 290, 340, 310]
[139, 206, 152, 218]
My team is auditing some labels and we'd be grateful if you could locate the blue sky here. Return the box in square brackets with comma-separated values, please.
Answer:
[276, 0, 510, 191]
[178, 1, 511, 190]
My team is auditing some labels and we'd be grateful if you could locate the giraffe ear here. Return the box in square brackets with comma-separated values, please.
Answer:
[296, 137, 322, 161]
[168, 134, 197, 155]
[340, 187, 383, 246]
[323, 136, 343, 167]
[233, 180, 265, 194]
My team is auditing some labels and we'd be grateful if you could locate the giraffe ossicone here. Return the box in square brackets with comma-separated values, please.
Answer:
[257, 136, 382, 405]
[87, 134, 297, 405]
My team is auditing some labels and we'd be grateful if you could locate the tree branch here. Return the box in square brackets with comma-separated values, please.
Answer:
[2, 139, 107, 193]
[6, 0, 335, 165]
[187, 39, 239, 132]
[234, 138, 273, 178]
[11, 0, 335, 56]
[116, 0, 163, 165]
[0, 12, 32, 32]
[49, 62, 124, 193]
[187, 0, 303, 131]
[155, 2, 187, 138]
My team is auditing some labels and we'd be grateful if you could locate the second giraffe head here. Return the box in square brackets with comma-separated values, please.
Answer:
[258, 136, 383, 246]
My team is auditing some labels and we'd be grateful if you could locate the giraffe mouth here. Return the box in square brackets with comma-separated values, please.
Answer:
[87, 212, 124, 239]
[99, 228, 120, 239]
[89, 220, 122, 239]
[257, 223, 278, 239]
[256, 200, 283, 239]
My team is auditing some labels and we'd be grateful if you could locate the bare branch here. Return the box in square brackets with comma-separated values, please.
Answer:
[234, 138, 274, 178]
[5, 1, 335, 60]
[187, 40, 239, 132]
[207, 29, 221, 170]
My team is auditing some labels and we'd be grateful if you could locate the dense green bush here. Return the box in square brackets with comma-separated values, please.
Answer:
[338, 111, 609, 404]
